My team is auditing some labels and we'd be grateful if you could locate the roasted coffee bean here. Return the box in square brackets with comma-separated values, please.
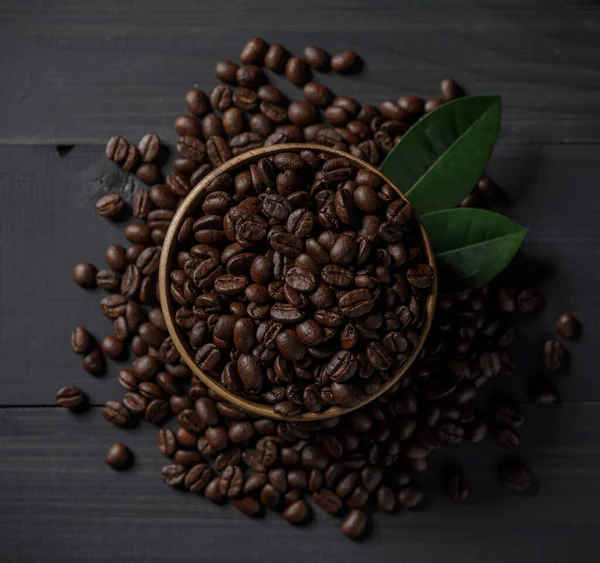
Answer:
[95, 194, 125, 218]
[495, 404, 524, 428]
[82, 348, 106, 375]
[517, 287, 544, 313]
[302, 82, 334, 108]
[106, 443, 131, 470]
[215, 60, 239, 84]
[543, 339, 565, 371]
[264, 44, 289, 72]
[174, 114, 202, 137]
[184, 463, 212, 492]
[556, 313, 579, 339]
[236, 64, 265, 89]
[219, 465, 244, 497]
[495, 427, 519, 450]
[162, 464, 187, 487]
[283, 499, 309, 524]
[157, 429, 177, 457]
[137, 133, 161, 163]
[443, 468, 469, 501]
[102, 400, 131, 427]
[185, 88, 211, 117]
[240, 37, 268, 65]
[331, 50, 360, 73]
[499, 462, 533, 492]
[71, 326, 92, 355]
[106, 136, 129, 162]
[56, 386, 85, 409]
[285, 57, 310, 86]
[232, 496, 263, 518]
[303, 45, 330, 70]
[100, 335, 124, 359]
[397, 483, 423, 508]
[73, 262, 97, 288]
[341, 509, 368, 539]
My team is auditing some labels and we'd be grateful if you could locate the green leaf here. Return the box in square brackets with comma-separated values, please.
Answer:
[379, 95, 501, 214]
[421, 208, 527, 293]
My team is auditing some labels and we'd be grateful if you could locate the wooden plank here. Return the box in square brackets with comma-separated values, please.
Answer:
[0, 404, 599, 562]
[0, 143, 597, 405]
[0, 0, 599, 145]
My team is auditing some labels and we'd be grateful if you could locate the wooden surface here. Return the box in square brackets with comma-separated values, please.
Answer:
[1, 1, 599, 562]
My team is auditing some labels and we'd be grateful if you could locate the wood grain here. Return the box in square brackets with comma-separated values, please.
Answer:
[1, 405, 599, 562]
[0, 0, 599, 145]
[1, 1, 599, 561]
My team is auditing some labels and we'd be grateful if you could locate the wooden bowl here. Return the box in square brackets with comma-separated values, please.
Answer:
[159, 144, 437, 422]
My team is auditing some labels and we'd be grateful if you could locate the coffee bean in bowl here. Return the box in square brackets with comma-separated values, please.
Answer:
[159, 144, 437, 420]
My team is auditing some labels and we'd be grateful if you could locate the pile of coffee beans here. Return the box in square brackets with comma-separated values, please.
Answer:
[168, 148, 435, 415]
[61, 37, 579, 540]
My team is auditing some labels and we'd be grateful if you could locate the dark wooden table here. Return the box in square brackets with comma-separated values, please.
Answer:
[1, 1, 599, 561]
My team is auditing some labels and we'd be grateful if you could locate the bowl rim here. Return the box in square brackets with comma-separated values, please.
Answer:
[158, 143, 437, 422]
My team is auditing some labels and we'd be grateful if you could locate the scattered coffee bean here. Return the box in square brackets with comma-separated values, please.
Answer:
[96, 194, 125, 218]
[106, 443, 131, 470]
[543, 339, 565, 371]
[73, 262, 97, 288]
[71, 326, 92, 355]
[499, 461, 533, 492]
[138, 133, 161, 163]
[341, 509, 368, 539]
[56, 386, 85, 409]
[556, 313, 580, 339]
[331, 50, 360, 73]
[442, 468, 469, 501]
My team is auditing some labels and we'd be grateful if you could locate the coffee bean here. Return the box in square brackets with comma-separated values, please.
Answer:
[331, 50, 360, 73]
[185, 88, 211, 117]
[285, 57, 310, 86]
[83, 348, 105, 375]
[440, 78, 460, 101]
[174, 114, 202, 137]
[397, 483, 423, 508]
[162, 464, 187, 487]
[106, 443, 131, 470]
[219, 465, 244, 497]
[71, 326, 92, 355]
[101, 335, 124, 359]
[184, 463, 212, 492]
[138, 133, 161, 163]
[95, 194, 125, 218]
[499, 462, 532, 492]
[302, 82, 334, 108]
[232, 496, 262, 517]
[106, 136, 129, 162]
[102, 400, 131, 427]
[495, 427, 519, 450]
[157, 429, 177, 456]
[176, 136, 206, 163]
[543, 339, 565, 371]
[397, 96, 425, 115]
[56, 386, 85, 408]
[283, 499, 309, 524]
[517, 287, 544, 313]
[341, 509, 368, 539]
[443, 468, 469, 501]
[407, 264, 435, 288]
[303, 45, 330, 70]
[240, 37, 268, 65]
[73, 262, 97, 288]
[136, 163, 161, 186]
[556, 313, 579, 339]
[236, 65, 265, 89]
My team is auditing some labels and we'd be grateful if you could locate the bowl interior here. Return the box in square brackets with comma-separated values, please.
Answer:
[159, 143, 437, 422]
